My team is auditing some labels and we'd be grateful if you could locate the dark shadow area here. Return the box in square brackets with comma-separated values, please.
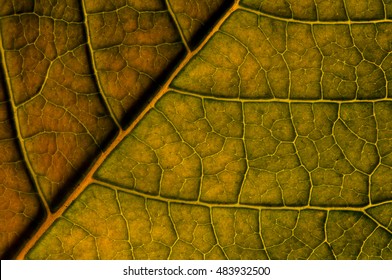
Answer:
[3, 201, 46, 260]
[48, 123, 119, 213]
[188, 0, 236, 50]
[36, 14, 121, 213]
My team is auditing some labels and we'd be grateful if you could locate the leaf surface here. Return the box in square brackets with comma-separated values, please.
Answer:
[0, 0, 391, 260]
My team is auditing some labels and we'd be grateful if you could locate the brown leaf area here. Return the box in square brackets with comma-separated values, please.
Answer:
[0, 57, 42, 258]
[0, 0, 391, 260]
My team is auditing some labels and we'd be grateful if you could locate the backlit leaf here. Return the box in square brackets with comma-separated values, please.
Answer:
[0, 0, 391, 260]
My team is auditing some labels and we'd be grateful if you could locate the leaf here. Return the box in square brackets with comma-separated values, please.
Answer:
[0, 0, 391, 260]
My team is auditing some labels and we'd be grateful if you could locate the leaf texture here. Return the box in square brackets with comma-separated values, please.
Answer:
[0, 0, 391, 260]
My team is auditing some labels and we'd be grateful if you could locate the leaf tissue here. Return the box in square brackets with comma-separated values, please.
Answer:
[0, 0, 391, 260]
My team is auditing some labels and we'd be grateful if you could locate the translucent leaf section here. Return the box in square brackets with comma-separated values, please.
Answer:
[260, 210, 331, 259]
[95, 92, 392, 209]
[28, 184, 221, 260]
[26, 184, 392, 259]
[367, 203, 392, 231]
[241, 0, 392, 21]
[162, 6, 392, 258]
[172, 10, 392, 100]
[2, 0, 392, 260]
[327, 211, 391, 259]
[96, 92, 248, 203]
[212, 207, 267, 259]
[83, 0, 184, 126]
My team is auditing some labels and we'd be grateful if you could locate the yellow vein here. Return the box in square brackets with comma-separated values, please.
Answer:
[165, 0, 191, 53]
[169, 87, 392, 103]
[238, 6, 392, 25]
[94, 178, 376, 213]
[80, 0, 122, 129]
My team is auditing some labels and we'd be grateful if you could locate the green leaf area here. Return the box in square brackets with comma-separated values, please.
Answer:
[0, 0, 391, 259]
